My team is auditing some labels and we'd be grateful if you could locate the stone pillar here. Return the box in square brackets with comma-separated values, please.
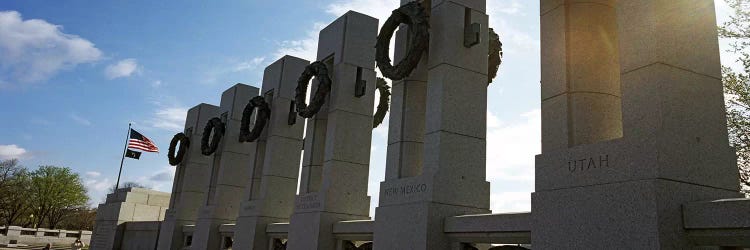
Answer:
[373, 0, 491, 249]
[191, 84, 260, 250]
[157, 103, 220, 250]
[286, 11, 378, 250]
[384, 0, 430, 180]
[532, 0, 743, 248]
[540, 0, 622, 151]
[232, 56, 308, 250]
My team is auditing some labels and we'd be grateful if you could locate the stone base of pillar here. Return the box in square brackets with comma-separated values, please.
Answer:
[232, 213, 288, 250]
[533, 137, 743, 248]
[156, 211, 185, 250]
[190, 206, 235, 250]
[532, 179, 740, 249]
[287, 212, 369, 250]
[373, 175, 490, 250]
[374, 202, 488, 250]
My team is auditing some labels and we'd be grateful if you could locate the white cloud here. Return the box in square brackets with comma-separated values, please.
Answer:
[69, 113, 92, 126]
[0, 144, 28, 160]
[105, 58, 139, 79]
[485, 109, 538, 213]
[0, 11, 102, 83]
[489, 0, 524, 15]
[152, 80, 162, 87]
[491, 192, 531, 213]
[232, 57, 267, 72]
[273, 23, 327, 61]
[85, 171, 101, 178]
[486, 109, 540, 182]
[148, 107, 188, 131]
[134, 166, 175, 192]
[84, 176, 114, 205]
[488, 12, 539, 55]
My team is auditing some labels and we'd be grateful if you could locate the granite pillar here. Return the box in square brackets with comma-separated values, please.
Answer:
[191, 84, 260, 250]
[286, 11, 378, 250]
[384, 0, 430, 180]
[157, 104, 220, 250]
[532, 0, 744, 248]
[373, 0, 491, 249]
[232, 56, 309, 250]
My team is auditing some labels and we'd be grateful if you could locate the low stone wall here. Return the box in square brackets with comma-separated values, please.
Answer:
[120, 221, 161, 250]
[0, 226, 91, 247]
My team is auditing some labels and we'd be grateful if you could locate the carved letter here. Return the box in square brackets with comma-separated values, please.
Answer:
[569, 161, 576, 172]
[600, 155, 609, 168]
[578, 159, 586, 171]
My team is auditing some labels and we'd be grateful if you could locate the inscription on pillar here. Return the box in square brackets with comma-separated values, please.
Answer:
[567, 154, 610, 173]
[384, 183, 427, 197]
[295, 194, 321, 209]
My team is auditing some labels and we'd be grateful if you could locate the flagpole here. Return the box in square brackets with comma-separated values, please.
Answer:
[115, 123, 131, 191]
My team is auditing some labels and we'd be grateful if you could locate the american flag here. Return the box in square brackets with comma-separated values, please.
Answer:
[128, 129, 159, 153]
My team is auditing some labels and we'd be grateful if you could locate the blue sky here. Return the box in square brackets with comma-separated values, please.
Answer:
[0, 1, 737, 215]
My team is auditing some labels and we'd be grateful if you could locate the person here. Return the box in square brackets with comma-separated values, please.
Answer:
[42, 243, 52, 250]
[71, 239, 85, 250]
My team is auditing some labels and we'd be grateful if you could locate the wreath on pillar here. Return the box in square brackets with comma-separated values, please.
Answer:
[239, 96, 271, 143]
[167, 132, 190, 166]
[373, 77, 391, 128]
[200, 117, 225, 156]
[375, 1, 430, 81]
[488, 28, 503, 85]
[295, 61, 332, 118]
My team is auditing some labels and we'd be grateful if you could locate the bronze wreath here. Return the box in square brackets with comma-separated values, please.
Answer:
[168, 132, 190, 166]
[295, 61, 332, 118]
[375, 1, 429, 81]
[239, 96, 271, 143]
[201, 117, 225, 156]
[373, 77, 391, 128]
[488, 28, 503, 84]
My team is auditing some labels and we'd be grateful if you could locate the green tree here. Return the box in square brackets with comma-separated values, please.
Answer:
[720, 0, 750, 195]
[0, 159, 32, 226]
[29, 166, 89, 229]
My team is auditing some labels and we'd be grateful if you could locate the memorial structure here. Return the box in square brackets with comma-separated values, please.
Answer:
[90, 1, 750, 249]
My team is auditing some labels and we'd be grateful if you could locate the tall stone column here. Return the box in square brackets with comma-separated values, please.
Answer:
[540, 0, 622, 151]
[191, 84, 260, 250]
[157, 103, 220, 250]
[286, 11, 378, 250]
[232, 56, 308, 250]
[373, 0, 491, 249]
[384, 0, 429, 180]
[533, 0, 743, 248]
